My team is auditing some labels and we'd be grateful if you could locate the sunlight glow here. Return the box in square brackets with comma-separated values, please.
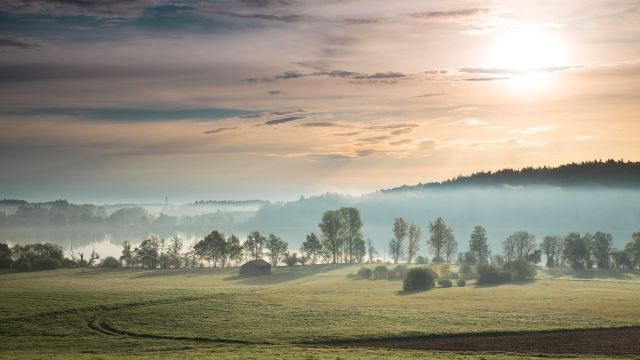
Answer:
[487, 31, 568, 91]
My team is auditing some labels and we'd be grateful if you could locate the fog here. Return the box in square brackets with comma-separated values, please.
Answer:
[2, 185, 639, 260]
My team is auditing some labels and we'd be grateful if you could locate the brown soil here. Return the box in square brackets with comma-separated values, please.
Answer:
[334, 326, 640, 356]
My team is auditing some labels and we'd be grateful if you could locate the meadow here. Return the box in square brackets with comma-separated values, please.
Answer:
[1, 265, 639, 359]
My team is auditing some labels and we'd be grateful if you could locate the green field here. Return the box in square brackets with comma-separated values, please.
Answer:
[1, 265, 639, 359]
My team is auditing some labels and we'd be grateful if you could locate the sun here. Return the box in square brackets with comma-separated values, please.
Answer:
[486, 30, 568, 90]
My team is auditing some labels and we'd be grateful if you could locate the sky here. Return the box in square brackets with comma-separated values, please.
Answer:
[0, 0, 639, 203]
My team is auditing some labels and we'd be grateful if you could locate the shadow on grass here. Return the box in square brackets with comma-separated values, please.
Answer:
[224, 263, 352, 285]
[395, 288, 434, 296]
[68, 267, 237, 278]
[548, 268, 635, 280]
[473, 280, 535, 288]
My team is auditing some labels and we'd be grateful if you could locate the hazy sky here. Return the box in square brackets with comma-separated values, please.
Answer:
[1, 0, 639, 203]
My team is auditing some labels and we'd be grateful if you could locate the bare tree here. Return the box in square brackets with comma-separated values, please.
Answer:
[407, 223, 421, 263]
[390, 217, 408, 263]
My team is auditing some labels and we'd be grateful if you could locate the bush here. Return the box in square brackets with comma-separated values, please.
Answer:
[459, 264, 476, 279]
[373, 265, 389, 280]
[387, 265, 409, 280]
[438, 279, 453, 288]
[415, 256, 428, 264]
[503, 259, 536, 281]
[449, 272, 459, 279]
[101, 256, 121, 269]
[433, 263, 450, 278]
[14, 261, 31, 272]
[403, 268, 435, 291]
[477, 264, 512, 285]
[31, 257, 61, 271]
[457, 279, 466, 287]
[357, 266, 372, 279]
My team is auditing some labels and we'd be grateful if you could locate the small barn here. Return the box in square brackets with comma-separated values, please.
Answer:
[239, 259, 271, 276]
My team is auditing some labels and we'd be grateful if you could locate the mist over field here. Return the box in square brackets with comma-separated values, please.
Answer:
[2, 185, 640, 260]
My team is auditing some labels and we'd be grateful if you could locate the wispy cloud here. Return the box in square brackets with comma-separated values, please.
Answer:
[265, 116, 305, 125]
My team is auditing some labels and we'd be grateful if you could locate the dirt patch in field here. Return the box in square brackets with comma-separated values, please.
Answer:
[334, 326, 640, 356]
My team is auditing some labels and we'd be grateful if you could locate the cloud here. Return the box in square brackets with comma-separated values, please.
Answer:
[451, 118, 489, 126]
[204, 127, 238, 134]
[463, 77, 509, 82]
[299, 121, 339, 127]
[576, 135, 596, 141]
[414, 93, 446, 98]
[200, 8, 306, 23]
[519, 125, 562, 135]
[268, 90, 282, 95]
[264, 116, 305, 125]
[251, 69, 408, 83]
[410, 8, 489, 19]
[7, 107, 251, 122]
[0, 36, 41, 50]
[459, 66, 581, 75]
[462, 20, 567, 35]
[0, 0, 161, 19]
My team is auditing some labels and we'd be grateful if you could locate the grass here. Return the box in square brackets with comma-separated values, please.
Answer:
[1, 264, 639, 359]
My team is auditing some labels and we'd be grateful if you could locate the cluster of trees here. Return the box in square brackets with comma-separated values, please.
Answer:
[316, 207, 367, 264]
[539, 231, 640, 270]
[0, 201, 239, 231]
[0, 241, 100, 272]
[386, 217, 458, 264]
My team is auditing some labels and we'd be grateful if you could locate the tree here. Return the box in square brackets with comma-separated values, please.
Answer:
[135, 236, 160, 268]
[167, 235, 183, 268]
[541, 236, 562, 267]
[367, 238, 377, 263]
[504, 231, 536, 262]
[244, 231, 266, 260]
[444, 235, 458, 264]
[225, 235, 243, 267]
[407, 223, 421, 264]
[120, 240, 133, 268]
[265, 233, 288, 267]
[390, 217, 408, 263]
[339, 207, 363, 263]
[194, 231, 226, 268]
[563, 232, 589, 269]
[625, 232, 640, 270]
[469, 225, 489, 264]
[582, 233, 594, 269]
[591, 232, 613, 269]
[319, 210, 343, 263]
[284, 252, 298, 267]
[0, 243, 13, 269]
[352, 237, 366, 263]
[388, 238, 403, 265]
[302, 233, 322, 264]
[427, 217, 451, 263]
[611, 249, 632, 269]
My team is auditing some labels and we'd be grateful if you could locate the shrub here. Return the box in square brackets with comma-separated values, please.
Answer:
[101, 256, 121, 269]
[14, 262, 31, 272]
[438, 279, 453, 288]
[415, 256, 428, 264]
[457, 279, 466, 287]
[387, 265, 409, 280]
[357, 266, 372, 279]
[31, 257, 61, 271]
[503, 259, 536, 281]
[433, 263, 450, 278]
[477, 264, 512, 285]
[373, 265, 389, 280]
[459, 264, 476, 279]
[449, 272, 459, 279]
[403, 268, 435, 291]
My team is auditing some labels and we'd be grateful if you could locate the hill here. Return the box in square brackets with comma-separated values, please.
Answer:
[384, 160, 640, 192]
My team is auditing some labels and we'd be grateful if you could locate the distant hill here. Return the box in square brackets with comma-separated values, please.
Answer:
[384, 160, 640, 192]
